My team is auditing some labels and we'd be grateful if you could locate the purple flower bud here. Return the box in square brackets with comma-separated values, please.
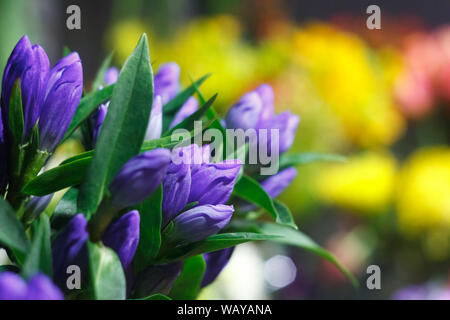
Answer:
[255, 84, 274, 125]
[102, 210, 140, 271]
[267, 111, 299, 154]
[188, 160, 241, 206]
[25, 274, 64, 300]
[52, 214, 89, 289]
[22, 194, 53, 225]
[145, 95, 162, 141]
[109, 148, 171, 208]
[162, 162, 191, 227]
[104, 67, 119, 85]
[1, 36, 33, 128]
[154, 62, 180, 104]
[170, 143, 208, 175]
[170, 96, 199, 128]
[225, 92, 262, 130]
[201, 247, 234, 287]
[134, 262, 182, 297]
[92, 103, 108, 143]
[38, 52, 83, 152]
[0, 272, 63, 300]
[261, 167, 297, 198]
[168, 204, 233, 245]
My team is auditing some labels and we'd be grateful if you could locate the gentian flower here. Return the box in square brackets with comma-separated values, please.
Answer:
[154, 63, 180, 104]
[201, 247, 235, 287]
[188, 160, 242, 206]
[144, 95, 163, 141]
[53, 211, 140, 290]
[109, 148, 171, 209]
[225, 92, 262, 130]
[0, 272, 63, 300]
[166, 204, 234, 245]
[170, 96, 199, 128]
[261, 167, 298, 198]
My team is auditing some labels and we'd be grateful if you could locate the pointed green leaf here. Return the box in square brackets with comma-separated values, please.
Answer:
[170, 255, 206, 300]
[0, 198, 30, 256]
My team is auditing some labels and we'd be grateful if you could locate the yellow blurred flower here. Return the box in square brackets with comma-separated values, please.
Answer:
[396, 147, 450, 234]
[291, 23, 405, 148]
[316, 151, 398, 213]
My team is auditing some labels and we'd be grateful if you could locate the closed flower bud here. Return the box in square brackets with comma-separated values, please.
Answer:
[162, 162, 191, 227]
[202, 247, 235, 287]
[92, 103, 108, 143]
[144, 95, 162, 141]
[22, 194, 53, 226]
[102, 210, 140, 270]
[188, 160, 241, 206]
[261, 167, 297, 198]
[109, 148, 171, 208]
[154, 62, 180, 104]
[170, 96, 199, 128]
[268, 111, 300, 154]
[225, 92, 262, 130]
[168, 204, 234, 245]
[0, 272, 63, 300]
[38, 52, 83, 152]
[255, 84, 274, 125]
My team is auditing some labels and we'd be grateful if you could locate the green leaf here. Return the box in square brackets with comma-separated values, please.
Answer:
[164, 93, 218, 136]
[22, 215, 52, 278]
[233, 175, 296, 228]
[233, 220, 358, 287]
[137, 293, 171, 300]
[170, 255, 206, 300]
[62, 85, 115, 143]
[162, 232, 277, 262]
[78, 34, 154, 218]
[0, 198, 30, 256]
[22, 157, 91, 196]
[88, 241, 126, 300]
[51, 188, 79, 230]
[273, 200, 297, 229]
[91, 51, 115, 91]
[134, 185, 163, 273]
[280, 152, 347, 169]
[62, 46, 71, 57]
[8, 80, 24, 143]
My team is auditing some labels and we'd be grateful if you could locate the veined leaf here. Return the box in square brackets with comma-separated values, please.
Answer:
[88, 241, 126, 300]
[78, 34, 154, 218]
[134, 185, 163, 273]
[62, 85, 115, 143]
[169, 255, 206, 300]
[0, 198, 30, 258]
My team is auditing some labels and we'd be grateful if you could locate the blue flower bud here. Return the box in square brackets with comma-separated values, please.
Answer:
[92, 103, 108, 143]
[168, 204, 234, 245]
[154, 62, 180, 104]
[109, 148, 171, 208]
[144, 95, 162, 141]
[170, 96, 199, 128]
[255, 84, 274, 125]
[38, 52, 83, 152]
[188, 160, 241, 206]
[225, 92, 262, 130]
[267, 111, 299, 154]
[162, 161, 191, 227]
[202, 247, 234, 287]
[0, 272, 63, 300]
[22, 194, 53, 225]
[261, 167, 297, 198]
[102, 210, 140, 271]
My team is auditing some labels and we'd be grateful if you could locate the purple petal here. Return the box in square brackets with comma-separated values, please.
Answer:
[23, 194, 53, 224]
[170, 144, 208, 175]
[39, 52, 83, 152]
[261, 167, 297, 198]
[169, 204, 234, 245]
[52, 214, 88, 289]
[169, 96, 199, 128]
[188, 160, 242, 206]
[267, 111, 300, 154]
[255, 84, 274, 125]
[25, 274, 63, 300]
[202, 247, 235, 287]
[109, 148, 171, 208]
[104, 67, 119, 85]
[145, 95, 162, 141]
[0, 272, 27, 300]
[92, 103, 108, 143]
[103, 210, 140, 271]
[162, 162, 191, 227]
[225, 92, 262, 130]
[154, 62, 180, 104]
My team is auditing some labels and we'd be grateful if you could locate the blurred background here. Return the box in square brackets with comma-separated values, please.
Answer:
[1, 0, 449, 299]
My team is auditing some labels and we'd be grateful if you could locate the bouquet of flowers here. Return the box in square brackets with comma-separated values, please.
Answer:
[0, 34, 353, 300]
